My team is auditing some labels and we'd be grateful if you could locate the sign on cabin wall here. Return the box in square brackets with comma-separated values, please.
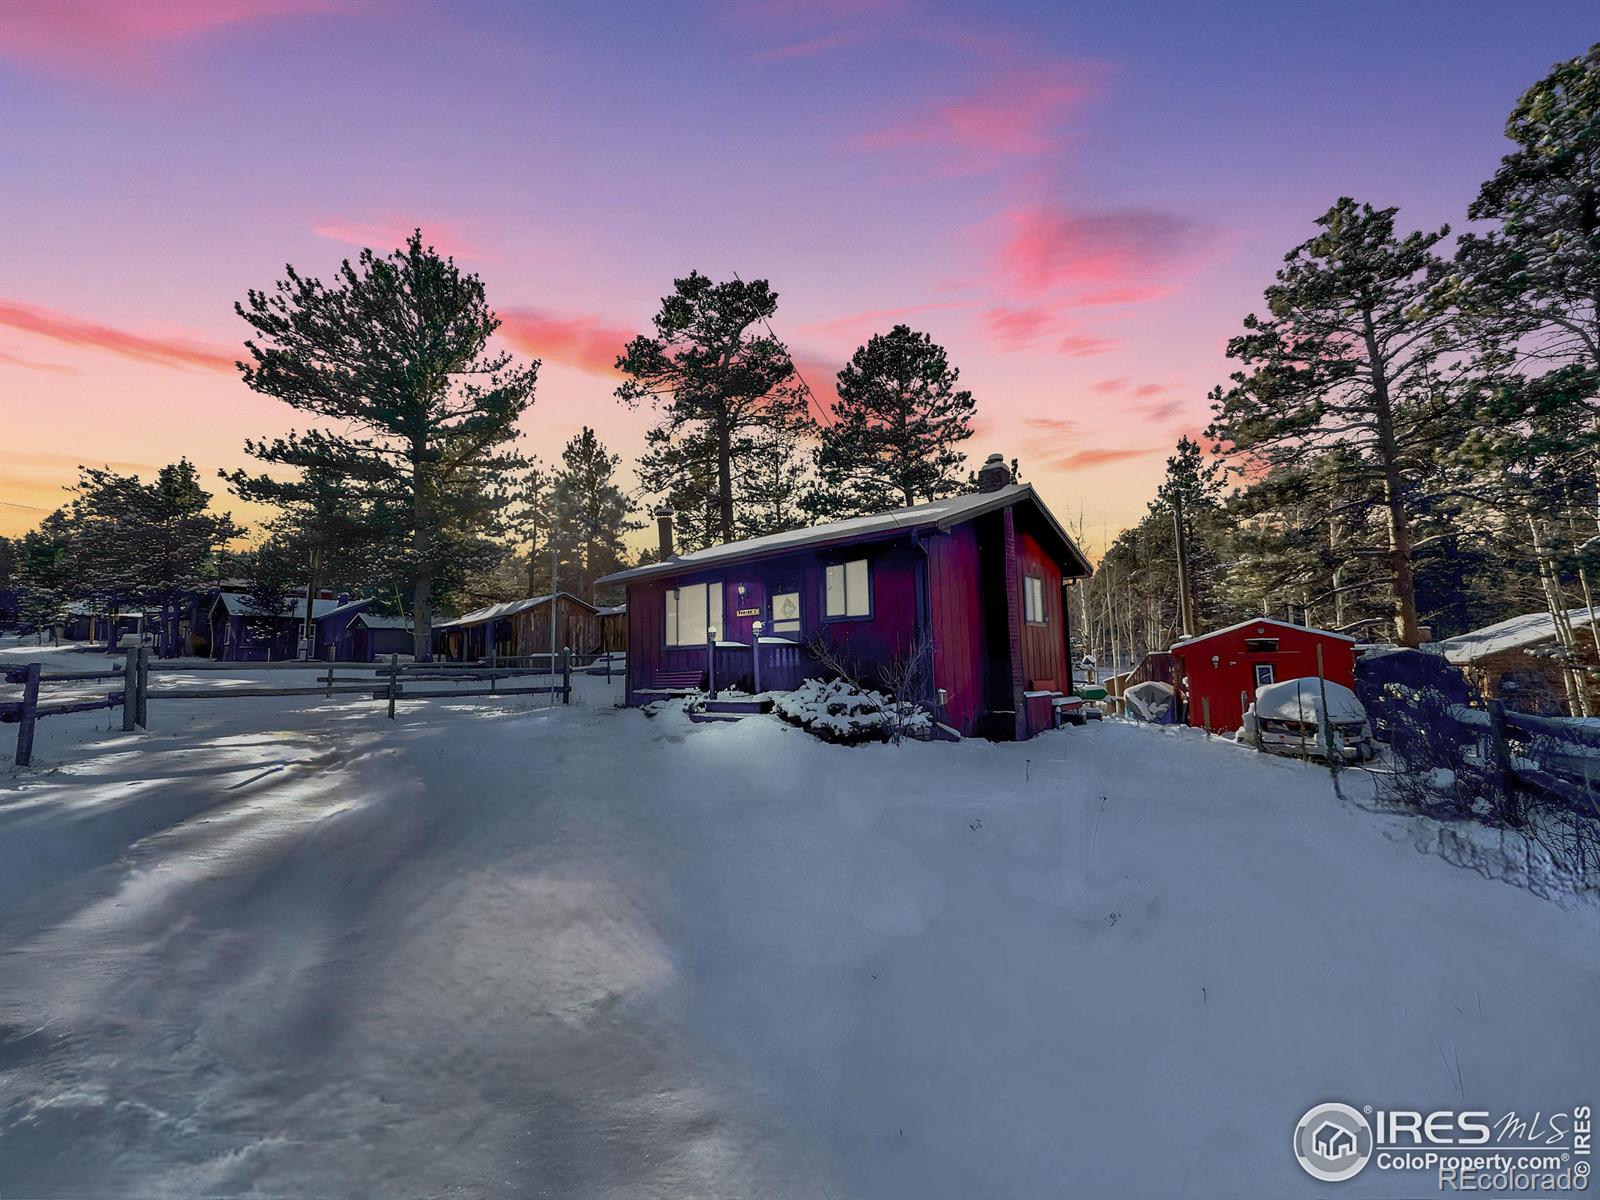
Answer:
[736, 607, 760, 617]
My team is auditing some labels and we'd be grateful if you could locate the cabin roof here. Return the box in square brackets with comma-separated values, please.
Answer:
[1170, 617, 1356, 651]
[212, 594, 373, 621]
[1435, 607, 1597, 664]
[597, 483, 1091, 587]
[352, 612, 410, 630]
[434, 591, 598, 631]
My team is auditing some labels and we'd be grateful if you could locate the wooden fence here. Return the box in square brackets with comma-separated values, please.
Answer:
[2, 648, 598, 767]
[1444, 701, 1600, 818]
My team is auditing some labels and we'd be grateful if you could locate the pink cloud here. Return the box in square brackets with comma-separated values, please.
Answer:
[800, 301, 967, 345]
[980, 305, 1058, 352]
[855, 63, 1105, 175]
[498, 309, 637, 376]
[1057, 333, 1119, 358]
[0, 346, 77, 375]
[1091, 378, 1128, 395]
[0, 299, 236, 372]
[1131, 398, 1184, 422]
[1051, 445, 1162, 470]
[995, 205, 1211, 298]
[313, 219, 490, 262]
[0, 0, 339, 82]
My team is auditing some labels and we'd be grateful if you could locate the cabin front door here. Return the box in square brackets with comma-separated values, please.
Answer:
[728, 579, 765, 643]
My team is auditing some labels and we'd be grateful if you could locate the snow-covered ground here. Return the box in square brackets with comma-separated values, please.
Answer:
[0, 640, 1595, 1198]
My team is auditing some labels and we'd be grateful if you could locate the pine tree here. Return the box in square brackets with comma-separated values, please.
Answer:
[547, 427, 640, 603]
[738, 423, 810, 537]
[616, 271, 810, 543]
[229, 231, 536, 659]
[1155, 435, 1223, 635]
[1207, 199, 1466, 647]
[15, 510, 78, 632]
[806, 325, 975, 517]
[68, 460, 241, 653]
[1452, 45, 1599, 383]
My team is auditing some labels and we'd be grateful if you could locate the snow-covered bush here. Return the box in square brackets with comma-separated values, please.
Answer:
[772, 677, 932, 745]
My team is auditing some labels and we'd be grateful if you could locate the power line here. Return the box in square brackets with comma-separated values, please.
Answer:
[731, 270, 830, 427]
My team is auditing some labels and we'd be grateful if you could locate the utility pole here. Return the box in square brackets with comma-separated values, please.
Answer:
[549, 501, 559, 706]
[301, 546, 321, 660]
[1172, 490, 1196, 639]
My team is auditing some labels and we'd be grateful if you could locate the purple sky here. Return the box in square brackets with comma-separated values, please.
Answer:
[1, 0, 1593, 549]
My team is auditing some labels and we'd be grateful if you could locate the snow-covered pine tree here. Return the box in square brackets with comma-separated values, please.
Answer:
[1207, 199, 1467, 647]
[805, 325, 976, 519]
[229, 231, 536, 660]
[616, 272, 810, 544]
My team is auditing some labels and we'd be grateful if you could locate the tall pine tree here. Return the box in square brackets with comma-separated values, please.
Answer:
[1207, 199, 1465, 647]
[616, 272, 809, 544]
[547, 427, 640, 603]
[806, 324, 976, 517]
[229, 231, 536, 658]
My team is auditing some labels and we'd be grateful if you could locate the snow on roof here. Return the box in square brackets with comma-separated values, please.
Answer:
[595, 605, 626, 617]
[597, 483, 1090, 587]
[1170, 617, 1356, 651]
[213, 594, 369, 621]
[1435, 607, 1599, 664]
[434, 591, 597, 631]
[352, 612, 410, 629]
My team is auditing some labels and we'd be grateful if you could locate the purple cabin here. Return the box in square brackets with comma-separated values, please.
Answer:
[597, 456, 1093, 739]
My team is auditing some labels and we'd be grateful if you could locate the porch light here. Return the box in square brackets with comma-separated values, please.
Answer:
[1211, 655, 1220, 669]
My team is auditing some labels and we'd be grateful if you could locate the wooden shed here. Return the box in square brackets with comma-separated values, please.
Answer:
[433, 592, 602, 662]
[1171, 618, 1357, 733]
[597, 457, 1093, 739]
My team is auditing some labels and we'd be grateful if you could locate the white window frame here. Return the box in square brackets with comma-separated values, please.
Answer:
[1254, 662, 1275, 687]
[664, 580, 723, 647]
[824, 559, 871, 619]
[1023, 575, 1046, 624]
[769, 590, 801, 635]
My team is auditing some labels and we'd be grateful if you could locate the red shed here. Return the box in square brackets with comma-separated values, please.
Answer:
[1170, 618, 1356, 732]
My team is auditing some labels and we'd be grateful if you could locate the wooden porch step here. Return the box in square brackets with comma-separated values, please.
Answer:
[703, 698, 773, 714]
[636, 686, 700, 698]
[688, 711, 750, 724]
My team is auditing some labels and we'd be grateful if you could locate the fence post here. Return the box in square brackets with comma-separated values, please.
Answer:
[1488, 700, 1521, 825]
[325, 661, 334, 699]
[752, 620, 764, 695]
[1201, 696, 1211, 737]
[561, 646, 571, 704]
[1315, 644, 1338, 777]
[14, 662, 40, 767]
[122, 647, 139, 732]
[136, 645, 149, 728]
[387, 653, 398, 719]
[489, 641, 497, 694]
[605, 650, 611, 684]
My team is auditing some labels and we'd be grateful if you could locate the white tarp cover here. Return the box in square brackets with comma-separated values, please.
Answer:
[1124, 680, 1176, 722]
[1254, 677, 1366, 724]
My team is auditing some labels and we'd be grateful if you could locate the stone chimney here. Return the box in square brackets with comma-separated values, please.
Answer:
[977, 453, 1012, 493]
[655, 506, 675, 560]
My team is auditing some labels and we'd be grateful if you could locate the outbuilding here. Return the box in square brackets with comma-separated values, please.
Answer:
[432, 592, 602, 662]
[1170, 618, 1357, 733]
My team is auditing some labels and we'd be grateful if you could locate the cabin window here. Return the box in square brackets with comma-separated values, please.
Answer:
[1023, 575, 1047, 624]
[769, 591, 801, 635]
[1254, 663, 1276, 686]
[824, 559, 871, 619]
[664, 581, 724, 647]
[1244, 637, 1279, 653]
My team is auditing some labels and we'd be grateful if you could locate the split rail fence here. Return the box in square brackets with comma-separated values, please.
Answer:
[1, 648, 621, 767]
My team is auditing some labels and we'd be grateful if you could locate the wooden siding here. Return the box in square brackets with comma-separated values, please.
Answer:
[625, 539, 927, 698]
[1016, 529, 1069, 693]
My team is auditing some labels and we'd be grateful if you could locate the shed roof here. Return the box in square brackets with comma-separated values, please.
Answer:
[1435, 607, 1597, 664]
[1170, 617, 1356, 651]
[212, 594, 372, 621]
[434, 591, 598, 631]
[597, 483, 1091, 587]
[352, 612, 411, 630]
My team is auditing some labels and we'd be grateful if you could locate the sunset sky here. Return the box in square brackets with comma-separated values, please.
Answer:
[1, 0, 1593, 554]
